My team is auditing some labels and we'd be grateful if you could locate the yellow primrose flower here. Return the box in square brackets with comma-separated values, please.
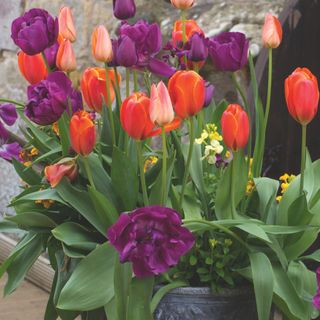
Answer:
[35, 199, 54, 209]
[28, 147, 39, 157]
[277, 173, 296, 202]
[144, 156, 158, 172]
[195, 130, 209, 144]
[23, 161, 32, 167]
[246, 179, 254, 195]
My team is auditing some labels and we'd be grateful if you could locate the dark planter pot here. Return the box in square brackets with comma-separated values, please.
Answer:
[154, 286, 258, 320]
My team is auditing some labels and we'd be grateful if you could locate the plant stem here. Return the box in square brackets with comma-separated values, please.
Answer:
[179, 117, 195, 209]
[230, 151, 237, 219]
[83, 156, 95, 189]
[181, 9, 188, 68]
[0, 98, 24, 108]
[133, 70, 138, 92]
[126, 68, 130, 97]
[197, 111, 204, 136]
[161, 127, 167, 206]
[264, 48, 273, 131]
[300, 124, 307, 195]
[136, 141, 149, 206]
[113, 66, 122, 107]
[104, 63, 116, 146]
[41, 52, 51, 73]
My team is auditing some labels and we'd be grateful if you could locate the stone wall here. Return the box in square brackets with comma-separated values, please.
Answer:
[0, 0, 287, 215]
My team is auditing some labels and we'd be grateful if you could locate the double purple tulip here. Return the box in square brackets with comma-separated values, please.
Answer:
[25, 71, 83, 126]
[113, 0, 136, 20]
[11, 8, 58, 55]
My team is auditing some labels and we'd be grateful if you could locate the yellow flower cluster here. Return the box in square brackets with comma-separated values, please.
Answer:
[144, 156, 158, 172]
[195, 124, 224, 165]
[276, 173, 296, 202]
[20, 147, 39, 167]
[35, 199, 55, 209]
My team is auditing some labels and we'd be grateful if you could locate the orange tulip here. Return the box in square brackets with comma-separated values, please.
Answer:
[92, 25, 113, 63]
[262, 14, 282, 49]
[70, 111, 96, 156]
[168, 70, 205, 119]
[59, 7, 76, 42]
[56, 39, 77, 72]
[171, 0, 194, 9]
[80, 67, 120, 113]
[44, 158, 77, 188]
[285, 68, 319, 125]
[221, 104, 249, 151]
[18, 51, 48, 84]
[172, 20, 204, 46]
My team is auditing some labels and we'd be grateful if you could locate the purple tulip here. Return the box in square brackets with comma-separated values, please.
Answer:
[44, 42, 59, 69]
[0, 142, 22, 162]
[25, 71, 83, 125]
[313, 268, 320, 309]
[208, 32, 249, 72]
[187, 33, 208, 62]
[113, 0, 136, 20]
[0, 104, 18, 141]
[204, 82, 215, 107]
[108, 206, 195, 278]
[11, 8, 59, 55]
[116, 35, 138, 67]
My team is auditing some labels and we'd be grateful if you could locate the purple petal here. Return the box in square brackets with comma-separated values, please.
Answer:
[148, 58, 176, 78]
[0, 104, 18, 126]
[0, 142, 22, 161]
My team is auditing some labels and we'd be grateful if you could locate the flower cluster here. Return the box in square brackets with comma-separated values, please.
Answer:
[276, 173, 296, 202]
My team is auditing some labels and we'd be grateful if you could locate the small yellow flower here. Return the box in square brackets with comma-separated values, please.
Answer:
[246, 179, 255, 195]
[195, 130, 209, 145]
[28, 147, 39, 157]
[52, 122, 60, 136]
[23, 161, 32, 167]
[209, 239, 218, 248]
[226, 151, 231, 159]
[277, 173, 296, 202]
[144, 156, 158, 172]
[35, 199, 55, 209]
[276, 195, 282, 202]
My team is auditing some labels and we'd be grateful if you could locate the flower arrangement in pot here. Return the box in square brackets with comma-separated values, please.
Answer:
[0, 0, 320, 319]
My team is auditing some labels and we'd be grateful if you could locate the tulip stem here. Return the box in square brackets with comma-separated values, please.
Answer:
[179, 117, 195, 210]
[181, 9, 188, 68]
[133, 70, 139, 92]
[41, 52, 51, 73]
[300, 124, 307, 195]
[264, 48, 273, 131]
[83, 156, 95, 189]
[230, 151, 238, 219]
[126, 68, 130, 97]
[161, 127, 167, 206]
[0, 98, 24, 108]
[104, 63, 116, 146]
[136, 141, 149, 206]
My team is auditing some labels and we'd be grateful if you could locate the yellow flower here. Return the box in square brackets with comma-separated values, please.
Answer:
[226, 151, 231, 159]
[23, 161, 32, 167]
[52, 122, 60, 136]
[144, 156, 158, 172]
[28, 147, 39, 157]
[35, 199, 55, 209]
[276, 195, 282, 202]
[195, 130, 209, 144]
[246, 179, 254, 195]
[277, 173, 296, 202]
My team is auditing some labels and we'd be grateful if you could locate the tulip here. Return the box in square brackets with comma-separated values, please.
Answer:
[168, 70, 205, 119]
[80, 67, 120, 113]
[116, 35, 138, 67]
[59, 7, 76, 42]
[18, 51, 48, 84]
[187, 33, 207, 62]
[120, 93, 154, 140]
[285, 68, 319, 125]
[221, 104, 249, 151]
[70, 111, 96, 156]
[45, 158, 77, 188]
[204, 83, 215, 108]
[113, 0, 136, 20]
[171, 0, 194, 9]
[92, 25, 113, 63]
[262, 14, 282, 49]
[172, 20, 203, 47]
[56, 39, 77, 72]
[150, 81, 175, 126]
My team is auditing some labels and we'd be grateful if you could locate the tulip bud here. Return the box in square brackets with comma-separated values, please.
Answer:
[18, 51, 48, 84]
[70, 111, 96, 156]
[150, 81, 175, 126]
[80, 67, 120, 113]
[92, 25, 113, 63]
[171, 0, 194, 10]
[187, 33, 208, 62]
[113, 0, 136, 20]
[204, 82, 215, 108]
[56, 39, 77, 72]
[262, 14, 282, 49]
[168, 70, 205, 119]
[59, 7, 76, 42]
[44, 158, 77, 188]
[285, 68, 319, 125]
[221, 104, 249, 151]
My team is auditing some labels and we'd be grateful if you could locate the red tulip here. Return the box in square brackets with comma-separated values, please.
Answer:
[44, 158, 77, 188]
[168, 70, 205, 119]
[285, 68, 319, 125]
[172, 20, 204, 47]
[18, 51, 48, 84]
[221, 104, 249, 151]
[262, 14, 282, 49]
[80, 67, 120, 113]
[70, 111, 96, 155]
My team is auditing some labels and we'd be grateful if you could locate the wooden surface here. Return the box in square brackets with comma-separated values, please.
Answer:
[0, 275, 49, 320]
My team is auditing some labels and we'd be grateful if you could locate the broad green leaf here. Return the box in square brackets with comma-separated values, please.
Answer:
[249, 252, 274, 320]
[12, 159, 41, 185]
[0, 220, 19, 233]
[261, 225, 314, 234]
[111, 147, 138, 211]
[212, 99, 228, 126]
[6, 212, 56, 229]
[44, 271, 59, 320]
[126, 277, 154, 320]
[32, 147, 62, 165]
[58, 243, 116, 311]
[236, 224, 271, 243]
[52, 222, 98, 251]
[300, 249, 320, 262]
[57, 112, 71, 156]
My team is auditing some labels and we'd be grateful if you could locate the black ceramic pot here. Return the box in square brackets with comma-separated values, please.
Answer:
[154, 286, 259, 320]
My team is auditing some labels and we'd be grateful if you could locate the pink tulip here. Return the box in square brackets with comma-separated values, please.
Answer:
[56, 39, 77, 72]
[59, 7, 76, 42]
[92, 25, 113, 63]
[150, 81, 175, 127]
[171, 0, 195, 9]
[262, 14, 282, 49]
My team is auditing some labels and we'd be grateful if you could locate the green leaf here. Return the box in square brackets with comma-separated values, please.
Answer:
[249, 252, 274, 320]
[12, 158, 41, 185]
[212, 99, 228, 126]
[6, 212, 56, 229]
[55, 178, 106, 235]
[126, 277, 154, 320]
[300, 249, 320, 262]
[261, 225, 314, 235]
[111, 147, 138, 211]
[52, 222, 98, 251]
[58, 112, 71, 156]
[58, 243, 116, 311]
[0, 220, 19, 233]
[236, 224, 271, 243]
[44, 271, 59, 320]
[151, 281, 187, 313]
